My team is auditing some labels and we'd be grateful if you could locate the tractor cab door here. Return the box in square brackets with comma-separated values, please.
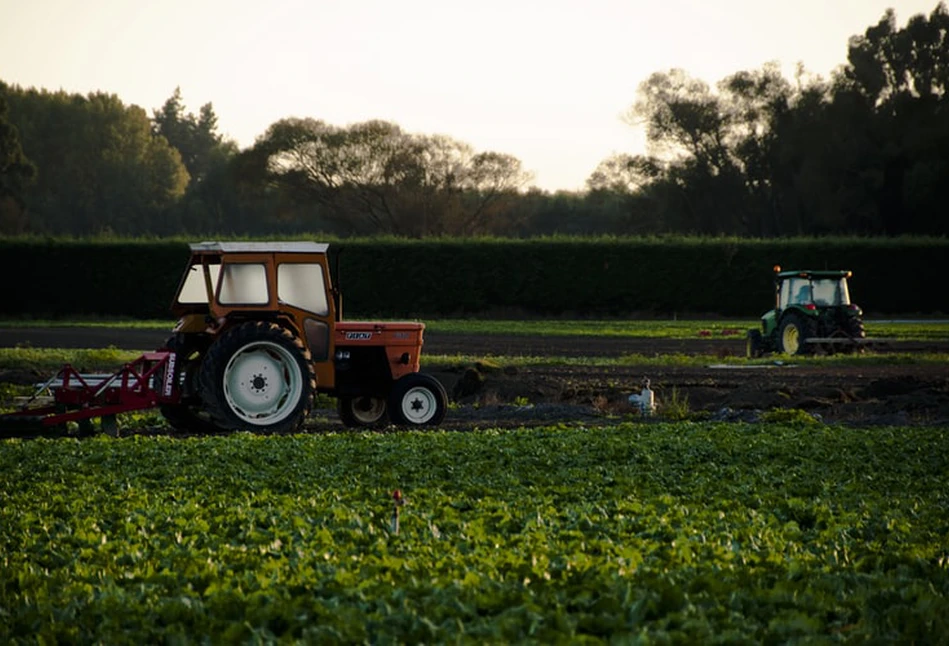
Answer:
[273, 257, 337, 389]
[170, 257, 222, 319]
[780, 277, 813, 308]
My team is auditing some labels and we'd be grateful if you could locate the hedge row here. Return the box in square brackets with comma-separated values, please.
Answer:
[1, 237, 945, 319]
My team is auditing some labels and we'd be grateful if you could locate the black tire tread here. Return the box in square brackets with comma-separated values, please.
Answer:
[388, 373, 448, 427]
[746, 329, 764, 358]
[337, 396, 389, 428]
[198, 322, 315, 433]
[158, 334, 224, 434]
[847, 317, 867, 339]
[779, 313, 818, 356]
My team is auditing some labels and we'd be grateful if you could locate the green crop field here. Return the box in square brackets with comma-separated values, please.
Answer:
[424, 318, 949, 341]
[2, 423, 947, 643]
[2, 347, 948, 382]
[2, 318, 948, 340]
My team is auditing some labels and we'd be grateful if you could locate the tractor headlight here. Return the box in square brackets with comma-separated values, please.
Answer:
[335, 350, 351, 361]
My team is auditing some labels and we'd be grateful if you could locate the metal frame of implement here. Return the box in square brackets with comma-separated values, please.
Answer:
[0, 351, 178, 435]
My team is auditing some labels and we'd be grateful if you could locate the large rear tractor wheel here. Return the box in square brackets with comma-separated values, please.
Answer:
[387, 373, 448, 427]
[838, 316, 868, 355]
[199, 322, 315, 433]
[846, 317, 867, 339]
[778, 314, 816, 356]
[159, 335, 223, 434]
[338, 396, 388, 428]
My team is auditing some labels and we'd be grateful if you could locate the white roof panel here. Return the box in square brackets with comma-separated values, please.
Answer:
[190, 241, 330, 254]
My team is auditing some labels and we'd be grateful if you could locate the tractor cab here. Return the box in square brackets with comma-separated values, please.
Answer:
[170, 241, 337, 339]
[776, 271, 852, 310]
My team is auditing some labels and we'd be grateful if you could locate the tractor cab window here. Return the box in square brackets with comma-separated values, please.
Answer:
[811, 278, 850, 306]
[277, 263, 329, 315]
[177, 262, 221, 304]
[791, 279, 812, 305]
[780, 276, 851, 309]
[218, 263, 269, 305]
[779, 278, 810, 308]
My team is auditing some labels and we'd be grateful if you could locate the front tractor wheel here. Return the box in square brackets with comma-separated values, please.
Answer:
[388, 373, 448, 427]
[338, 396, 388, 428]
[199, 322, 315, 433]
[778, 314, 816, 356]
[746, 329, 765, 358]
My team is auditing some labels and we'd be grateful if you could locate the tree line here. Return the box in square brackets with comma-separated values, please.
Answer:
[1, 3, 946, 238]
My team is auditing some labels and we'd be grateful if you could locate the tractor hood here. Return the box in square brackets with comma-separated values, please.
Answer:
[335, 321, 425, 346]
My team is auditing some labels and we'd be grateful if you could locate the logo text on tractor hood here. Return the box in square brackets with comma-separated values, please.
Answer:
[345, 331, 372, 340]
[163, 353, 177, 397]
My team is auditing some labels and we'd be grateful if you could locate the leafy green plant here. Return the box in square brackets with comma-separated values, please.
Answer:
[658, 386, 691, 420]
[0, 347, 142, 372]
[0, 383, 33, 414]
[314, 393, 336, 409]
[1, 422, 947, 642]
[760, 408, 823, 426]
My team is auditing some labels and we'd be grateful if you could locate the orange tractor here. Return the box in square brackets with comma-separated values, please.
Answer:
[2, 242, 447, 435]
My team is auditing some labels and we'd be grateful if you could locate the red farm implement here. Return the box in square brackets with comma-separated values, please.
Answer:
[0, 352, 178, 438]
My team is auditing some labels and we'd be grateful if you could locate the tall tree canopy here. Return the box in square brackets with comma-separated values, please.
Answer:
[3, 86, 189, 234]
[602, 3, 949, 237]
[835, 2, 949, 234]
[0, 82, 36, 233]
[1, 4, 945, 238]
[239, 118, 532, 236]
[624, 68, 762, 234]
[151, 88, 241, 234]
[152, 87, 236, 186]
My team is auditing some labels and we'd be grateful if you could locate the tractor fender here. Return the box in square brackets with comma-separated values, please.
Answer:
[760, 310, 778, 337]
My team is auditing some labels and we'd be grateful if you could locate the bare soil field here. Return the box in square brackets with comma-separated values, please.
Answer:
[1, 329, 948, 431]
[423, 334, 949, 429]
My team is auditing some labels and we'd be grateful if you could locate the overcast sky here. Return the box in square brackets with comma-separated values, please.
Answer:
[0, 0, 938, 191]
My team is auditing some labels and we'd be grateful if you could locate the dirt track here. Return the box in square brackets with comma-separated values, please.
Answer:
[1, 328, 948, 430]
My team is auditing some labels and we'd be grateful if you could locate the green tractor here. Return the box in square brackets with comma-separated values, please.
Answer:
[747, 265, 869, 357]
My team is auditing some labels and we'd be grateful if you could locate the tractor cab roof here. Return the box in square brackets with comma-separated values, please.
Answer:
[775, 269, 851, 280]
[189, 241, 330, 255]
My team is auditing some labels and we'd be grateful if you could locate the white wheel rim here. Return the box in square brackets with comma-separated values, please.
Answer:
[223, 341, 302, 425]
[400, 385, 438, 424]
[783, 325, 799, 354]
[350, 397, 386, 424]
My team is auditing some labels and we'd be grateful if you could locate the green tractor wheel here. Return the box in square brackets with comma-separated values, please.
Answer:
[779, 313, 816, 356]
[846, 317, 867, 339]
[746, 330, 765, 358]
